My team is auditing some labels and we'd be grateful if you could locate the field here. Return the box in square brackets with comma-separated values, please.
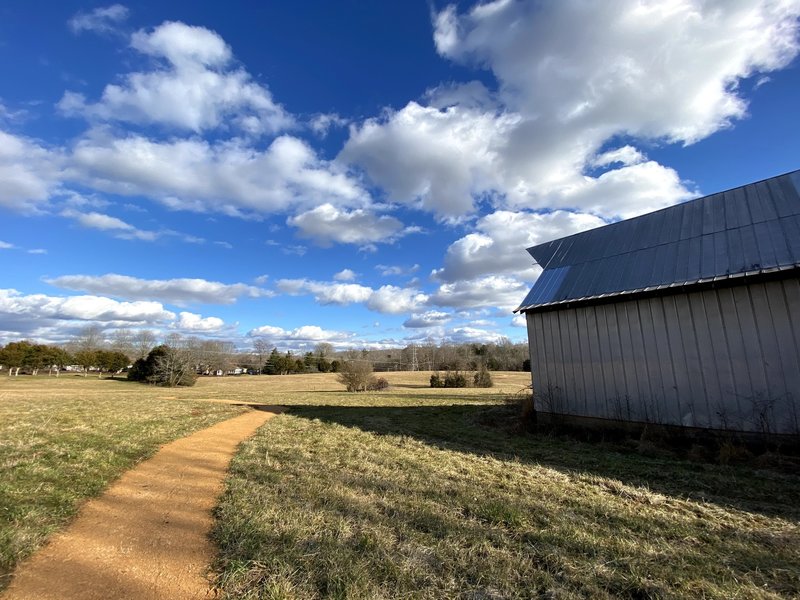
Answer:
[2, 372, 800, 598]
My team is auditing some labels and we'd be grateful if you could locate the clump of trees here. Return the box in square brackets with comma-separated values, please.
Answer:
[429, 367, 493, 388]
[0, 341, 72, 376]
[128, 344, 197, 387]
[336, 360, 388, 392]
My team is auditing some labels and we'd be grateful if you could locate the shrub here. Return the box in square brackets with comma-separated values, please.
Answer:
[367, 377, 389, 391]
[474, 366, 493, 388]
[430, 373, 443, 388]
[444, 370, 468, 388]
[336, 360, 374, 392]
[127, 344, 197, 387]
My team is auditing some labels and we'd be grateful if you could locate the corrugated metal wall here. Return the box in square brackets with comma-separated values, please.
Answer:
[526, 277, 800, 434]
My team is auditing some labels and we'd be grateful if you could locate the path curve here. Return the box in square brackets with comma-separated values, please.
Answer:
[1, 406, 283, 600]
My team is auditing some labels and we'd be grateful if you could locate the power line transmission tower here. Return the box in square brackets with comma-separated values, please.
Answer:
[410, 345, 418, 372]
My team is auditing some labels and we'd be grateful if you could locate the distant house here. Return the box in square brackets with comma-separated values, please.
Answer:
[516, 170, 800, 435]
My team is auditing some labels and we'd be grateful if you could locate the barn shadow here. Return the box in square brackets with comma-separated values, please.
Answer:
[287, 403, 800, 520]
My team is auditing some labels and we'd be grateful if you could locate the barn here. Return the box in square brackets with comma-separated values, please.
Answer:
[516, 170, 800, 435]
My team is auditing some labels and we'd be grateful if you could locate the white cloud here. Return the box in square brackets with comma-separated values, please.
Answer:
[342, 1, 799, 221]
[429, 275, 530, 312]
[333, 269, 357, 282]
[433, 210, 606, 282]
[0, 241, 14, 249]
[276, 278, 428, 315]
[45, 273, 271, 306]
[71, 131, 367, 217]
[445, 326, 509, 345]
[288, 203, 410, 246]
[512, 314, 527, 328]
[27, 248, 47, 255]
[69, 4, 129, 35]
[248, 323, 356, 351]
[175, 311, 225, 332]
[0, 288, 174, 324]
[60, 209, 158, 241]
[377, 264, 420, 277]
[0, 130, 63, 212]
[309, 113, 349, 137]
[61, 21, 291, 135]
[403, 310, 452, 328]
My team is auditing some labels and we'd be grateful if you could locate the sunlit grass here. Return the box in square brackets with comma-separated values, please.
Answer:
[0, 375, 246, 590]
[207, 372, 800, 599]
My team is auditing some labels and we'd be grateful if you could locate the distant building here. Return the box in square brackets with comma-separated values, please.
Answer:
[516, 170, 800, 435]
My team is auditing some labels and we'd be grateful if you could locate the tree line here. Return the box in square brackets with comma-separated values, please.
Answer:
[1, 326, 530, 377]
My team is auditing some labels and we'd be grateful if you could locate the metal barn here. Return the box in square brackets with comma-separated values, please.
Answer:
[516, 170, 800, 435]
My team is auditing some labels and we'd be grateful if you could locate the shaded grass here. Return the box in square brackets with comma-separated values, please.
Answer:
[209, 372, 800, 599]
[0, 375, 246, 590]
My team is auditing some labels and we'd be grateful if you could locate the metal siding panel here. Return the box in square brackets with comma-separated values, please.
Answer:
[732, 286, 770, 423]
[732, 185, 753, 228]
[723, 189, 742, 229]
[739, 224, 760, 272]
[563, 309, 586, 413]
[548, 310, 569, 410]
[625, 300, 654, 419]
[595, 304, 615, 414]
[585, 306, 607, 418]
[672, 295, 709, 427]
[717, 288, 754, 428]
[604, 303, 630, 419]
[673, 238, 691, 284]
[659, 241, 680, 286]
[698, 289, 741, 430]
[769, 279, 800, 433]
[577, 306, 596, 410]
[649, 297, 682, 425]
[650, 242, 670, 287]
[615, 302, 641, 413]
[749, 282, 786, 405]
[686, 292, 721, 427]
[639, 299, 667, 423]
[531, 313, 549, 397]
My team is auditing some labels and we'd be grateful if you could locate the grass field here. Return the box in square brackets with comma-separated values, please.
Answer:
[2, 372, 799, 598]
[0, 375, 246, 590]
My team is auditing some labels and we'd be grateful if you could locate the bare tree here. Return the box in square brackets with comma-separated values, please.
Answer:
[109, 328, 135, 361]
[133, 330, 157, 360]
[252, 338, 271, 373]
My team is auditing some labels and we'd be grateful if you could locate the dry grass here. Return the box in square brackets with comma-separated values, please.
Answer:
[205, 372, 800, 599]
[0, 374, 246, 590]
[2, 372, 799, 598]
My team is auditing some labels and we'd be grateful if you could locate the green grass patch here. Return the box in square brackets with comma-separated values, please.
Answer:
[0, 375, 246, 590]
[209, 373, 800, 599]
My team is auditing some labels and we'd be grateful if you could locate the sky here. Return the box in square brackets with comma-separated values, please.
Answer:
[1, 0, 800, 353]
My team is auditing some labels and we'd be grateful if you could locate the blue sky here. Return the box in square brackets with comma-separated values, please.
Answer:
[1, 0, 799, 352]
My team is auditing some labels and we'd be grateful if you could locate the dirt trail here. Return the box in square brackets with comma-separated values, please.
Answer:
[1, 406, 283, 600]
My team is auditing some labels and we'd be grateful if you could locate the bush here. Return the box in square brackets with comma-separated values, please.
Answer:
[337, 360, 374, 392]
[474, 366, 493, 388]
[127, 345, 197, 387]
[431, 370, 469, 388]
[430, 373, 443, 388]
[367, 377, 389, 391]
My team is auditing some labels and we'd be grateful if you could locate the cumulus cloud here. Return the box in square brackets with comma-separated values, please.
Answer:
[429, 275, 530, 312]
[333, 269, 357, 281]
[45, 273, 271, 306]
[288, 203, 416, 247]
[248, 323, 357, 350]
[276, 278, 428, 315]
[403, 310, 452, 328]
[0, 288, 174, 325]
[309, 113, 349, 137]
[174, 311, 225, 332]
[70, 131, 367, 217]
[0, 130, 63, 212]
[342, 0, 799, 221]
[433, 210, 606, 282]
[60, 21, 291, 135]
[69, 4, 129, 35]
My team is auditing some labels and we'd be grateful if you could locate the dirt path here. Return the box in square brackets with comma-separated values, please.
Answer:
[1, 406, 283, 600]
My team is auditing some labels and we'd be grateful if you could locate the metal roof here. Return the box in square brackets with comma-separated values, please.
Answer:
[517, 169, 800, 313]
